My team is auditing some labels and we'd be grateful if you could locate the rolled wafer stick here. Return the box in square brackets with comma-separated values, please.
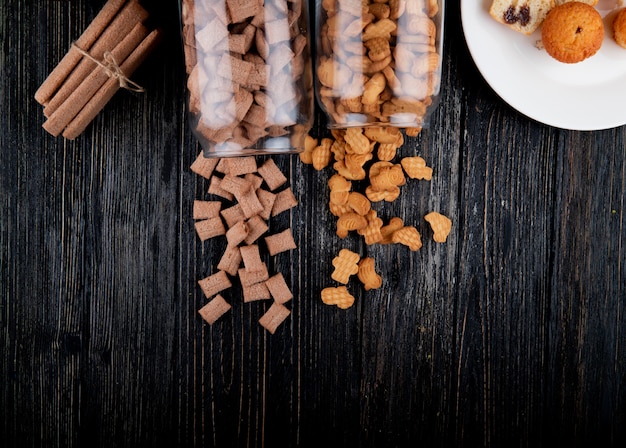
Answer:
[43, 22, 149, 137]
[34, 0, 127, 105]
[44, 0, 148, 117]
[62, 28, 162, 140]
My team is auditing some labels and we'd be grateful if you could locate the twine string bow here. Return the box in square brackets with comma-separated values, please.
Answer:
[72, 43, 145, 93]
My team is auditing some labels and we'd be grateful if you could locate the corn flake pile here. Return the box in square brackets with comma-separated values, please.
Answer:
[300, 127, 452, 308]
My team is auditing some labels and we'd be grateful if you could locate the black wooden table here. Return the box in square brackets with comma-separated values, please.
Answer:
[2, 1, 625, 447]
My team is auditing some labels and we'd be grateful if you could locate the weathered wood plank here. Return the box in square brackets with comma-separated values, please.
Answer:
[1, 1, 626, 448]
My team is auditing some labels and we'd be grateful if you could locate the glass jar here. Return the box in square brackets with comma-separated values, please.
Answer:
[315, 0, 444, 129]
[180, 0, 314, 157]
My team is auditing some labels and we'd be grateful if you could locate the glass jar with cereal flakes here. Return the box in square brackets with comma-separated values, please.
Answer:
[179, 0, 314, 157]
[315, 0, 444, 129]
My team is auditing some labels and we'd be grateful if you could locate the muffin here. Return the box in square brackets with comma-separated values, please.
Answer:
[613, 8, 626, 49]
[489, 0, 555, 35]
[541, 2, 604, 63]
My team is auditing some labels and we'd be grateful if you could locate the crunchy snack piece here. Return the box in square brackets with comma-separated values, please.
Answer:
[238, 263, 270, 287]
[244, 173, 264, 191]
[198, 294, 231, 325]
[328, 174, 352, 205]
[357, 209, 384, 245]
[214, 158, 230, 175]
[239, 244, 265, 272]
[220, 174, 253, 199]
[265, 228, 297, 255]
[226, 220, 249, 246]
[265, 273, 293, 304]
[321, 286, 355, 309]
[271, 187, 298, 217]
[329, 201, 352, 217]
[362, 73, 386, 105]
[256, 188, 277, 220]
[198, 270, 232, 298]
[392, 226, 423, 251]
[424, 211, 452, 243]
[365, 185, 400, 202]
[344, 128, 372, 155]
[259, 302, 291, 334]
[312, 137, 334, 170]
[300, 135, 318, 164]
[405, 127, 422, 137]
[357, 257, 382, 290]
[243, 281, 271, 302]
[331, 248, 360, 283]
[221, 204, 246, 228]
[369, 163, 405, 191]
[190, 153, 220, 179]
[194, 216, 226, 241]
[401, 156, 432, 180]
[238, 188, 265, 218]
[336, 212, 368, 238]
[380, 216, 404, 244]
[362, 18, 397, 41]
[217, 245, 242, 276]
[193, 200, 222, 220]
[225, 156, 257, 176]
[243, 215, 269, 244]
[347, 192, 371, 216]
[257, 158, 288, 191]
[328, 173, 352, 205]
[364, 126, 402, 144]
[208, 176, 235, 201]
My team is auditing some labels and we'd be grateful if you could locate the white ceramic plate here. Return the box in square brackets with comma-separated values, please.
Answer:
[461, 0, 626, 131]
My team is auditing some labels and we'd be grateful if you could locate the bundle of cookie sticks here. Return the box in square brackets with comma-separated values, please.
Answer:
[35, 0, 162, 139]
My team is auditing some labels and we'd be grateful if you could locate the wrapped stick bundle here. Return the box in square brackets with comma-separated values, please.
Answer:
[36, 0, 162, 139]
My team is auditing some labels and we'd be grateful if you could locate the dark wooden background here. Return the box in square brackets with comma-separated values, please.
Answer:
[1, 1, 625, 447]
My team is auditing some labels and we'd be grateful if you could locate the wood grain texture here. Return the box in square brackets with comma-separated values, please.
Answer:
[1, 1, 625, 447]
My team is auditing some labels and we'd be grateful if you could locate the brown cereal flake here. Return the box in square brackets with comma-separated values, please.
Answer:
[259, 302, 291, 334]
[190, 153, 219, 179]
[238, 263, 270, 287]
[271, 187, 298, 217]
[193, 200, 221, 220]
[198, 270, 232, 298]
[225, 220, 249, 246]
[208, 176, 235, 201]
[198, 294, 232, 325]
[265, 273, 293, 304]
[217, 245, 242, 276]
[257, 158, 288, 191]
[243, 215, 269, 244]
[243, 281, 272, 302]
[265, 228, 297, 256]
[194, 216, 226, 241]
[239, 244, 265, 272]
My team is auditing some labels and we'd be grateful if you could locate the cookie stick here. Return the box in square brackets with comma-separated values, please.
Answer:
[44, 0, 148, 118]
[42, 22, 149, 137]
[62, 28, 162, 140]
[34, 0, 126, 105]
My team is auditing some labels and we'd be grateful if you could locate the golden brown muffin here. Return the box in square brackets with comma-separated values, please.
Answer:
[613, 8, 626, 49]
[541, 2, 604, 63]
